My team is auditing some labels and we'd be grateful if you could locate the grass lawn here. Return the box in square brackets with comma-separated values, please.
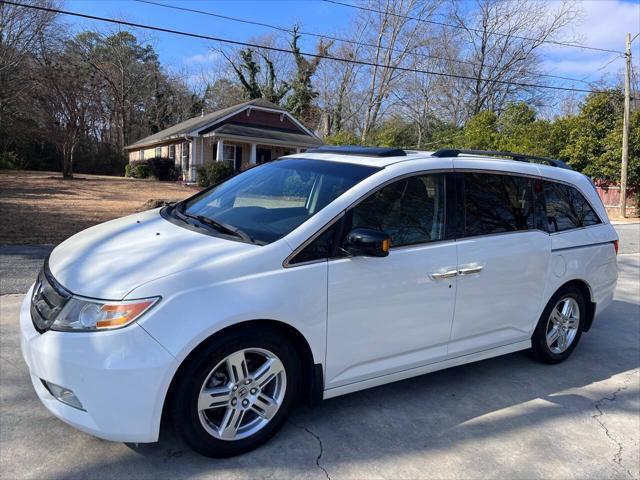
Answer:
[0, 170, 200, 245]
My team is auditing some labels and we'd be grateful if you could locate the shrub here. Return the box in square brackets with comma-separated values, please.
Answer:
[0, 151, 21, 169]
[196, 160, 234, 187]
[124, 163, 132, 177]
[133, 163, 151, 179]
[283, 172, 313, 197]
[129, 157, 177, 181]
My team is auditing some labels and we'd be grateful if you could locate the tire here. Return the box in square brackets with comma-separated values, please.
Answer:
[170, 327, 301, 457]
[530, 286, 585, 364]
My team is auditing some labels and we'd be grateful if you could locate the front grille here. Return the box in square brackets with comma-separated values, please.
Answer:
[30, 265, 71, 333]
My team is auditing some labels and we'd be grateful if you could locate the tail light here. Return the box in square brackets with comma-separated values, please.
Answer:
[613, 240, 619, 255]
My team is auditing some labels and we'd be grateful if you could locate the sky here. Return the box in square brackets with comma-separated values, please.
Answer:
[63, 0, 640, 91]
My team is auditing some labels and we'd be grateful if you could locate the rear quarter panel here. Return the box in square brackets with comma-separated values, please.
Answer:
[539, 224, 618, 332]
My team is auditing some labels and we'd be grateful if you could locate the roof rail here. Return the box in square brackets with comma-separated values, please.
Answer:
[432, 148, 572, 170]
[306, 145, 407, 157]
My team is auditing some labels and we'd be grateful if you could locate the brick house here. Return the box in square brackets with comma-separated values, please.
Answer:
[125, 99, 323, 182]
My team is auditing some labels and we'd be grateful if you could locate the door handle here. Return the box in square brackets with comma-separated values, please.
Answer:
[430, 270, 458, 280]
[458, 266, 484, 275]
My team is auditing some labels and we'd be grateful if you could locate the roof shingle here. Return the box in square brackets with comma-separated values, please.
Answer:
[125, 98, 289, 149]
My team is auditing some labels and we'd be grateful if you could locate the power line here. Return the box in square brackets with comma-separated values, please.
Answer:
[2, 0, 610, 95]
[596, 54, 624, 73]
[135, 0, 592, 86]
[323, 0, 625, 55]
[631, 32, 639, 44]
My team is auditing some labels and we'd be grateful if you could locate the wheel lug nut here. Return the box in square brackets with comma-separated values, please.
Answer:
[244, 379, 251, 385]
[250, 388, 257, 394]
[232, 385, 238, 391]
[242, 399, 249, 407]
[231, 398, 237, 406]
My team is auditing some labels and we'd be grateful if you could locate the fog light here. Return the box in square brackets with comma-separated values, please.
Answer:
[41, 380, 85, 410]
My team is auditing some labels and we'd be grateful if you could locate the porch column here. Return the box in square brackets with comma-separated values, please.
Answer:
[216, 138, 224, 162]
[250, 143, 257, 165]
[296, 147, 302, 154]
[190, 138, 198, 182]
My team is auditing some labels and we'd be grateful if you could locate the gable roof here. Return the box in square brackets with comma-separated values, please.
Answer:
[125, 98, 313, 149]
[212, 123, 323, 146]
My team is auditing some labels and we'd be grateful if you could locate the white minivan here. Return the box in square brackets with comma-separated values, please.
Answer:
[21, 146, 618, 456]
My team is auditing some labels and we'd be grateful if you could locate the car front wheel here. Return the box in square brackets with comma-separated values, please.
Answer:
[171, 327, 301, 457]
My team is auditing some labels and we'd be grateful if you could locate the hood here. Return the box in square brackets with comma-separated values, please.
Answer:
[48, 209, 255, 299]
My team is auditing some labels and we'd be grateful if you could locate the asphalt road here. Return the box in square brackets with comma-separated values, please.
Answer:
[0, 226, 638, 479]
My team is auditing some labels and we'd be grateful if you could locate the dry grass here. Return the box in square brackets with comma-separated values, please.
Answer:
[0, 170, 200, 245]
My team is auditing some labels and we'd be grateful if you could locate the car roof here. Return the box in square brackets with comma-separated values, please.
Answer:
[286, 147, 587, 185]
[286, 150, 430, 167]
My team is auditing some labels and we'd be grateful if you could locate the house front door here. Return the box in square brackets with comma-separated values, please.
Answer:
[234, 146, 243, 172]
[256, 148, 271, 165]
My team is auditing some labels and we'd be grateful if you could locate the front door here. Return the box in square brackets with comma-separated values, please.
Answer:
[256, 148, 271, 165]
[325, 173, 457, 389]
[447, 171, 551, 357]
[234, 146, 243, 172]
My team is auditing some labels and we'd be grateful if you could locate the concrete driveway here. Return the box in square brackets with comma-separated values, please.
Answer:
[1, 226, 638, 479]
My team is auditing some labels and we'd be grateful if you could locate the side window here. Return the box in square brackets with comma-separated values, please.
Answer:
[346, 173, 447, 248]
[463, 172, 534, 236]
[543, 181, 601, 232]
[289, 221, 341, 265]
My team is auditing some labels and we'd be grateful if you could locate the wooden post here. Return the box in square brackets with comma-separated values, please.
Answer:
[620, 33, 631, 218]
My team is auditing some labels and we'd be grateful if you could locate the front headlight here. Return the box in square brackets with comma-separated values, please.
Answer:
[51, 297, 159, 332]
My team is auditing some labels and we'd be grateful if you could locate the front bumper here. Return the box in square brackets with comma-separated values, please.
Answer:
[19, 285, 179, 443]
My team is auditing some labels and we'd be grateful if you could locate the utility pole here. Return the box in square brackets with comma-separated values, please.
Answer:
[620, 33, 631, 218]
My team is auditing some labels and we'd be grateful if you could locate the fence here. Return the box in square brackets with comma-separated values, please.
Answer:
[594, 184, 638, 217]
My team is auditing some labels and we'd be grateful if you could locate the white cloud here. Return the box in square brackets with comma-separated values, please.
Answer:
[540, 0, 639, 80]
[185, 51, 220, 65]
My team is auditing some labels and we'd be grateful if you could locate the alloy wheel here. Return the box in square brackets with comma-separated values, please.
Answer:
[197, 348, 287, 441]
[546, 296, 580, 354]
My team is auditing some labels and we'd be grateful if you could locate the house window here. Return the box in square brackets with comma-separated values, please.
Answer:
[223, 145, 236, 161]
[155, 146, 162, 158]
[168, 145, 175, 159]
[139, 150, 145, 161]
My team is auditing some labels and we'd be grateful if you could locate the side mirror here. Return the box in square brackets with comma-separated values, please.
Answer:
[344, 228, 391, 257]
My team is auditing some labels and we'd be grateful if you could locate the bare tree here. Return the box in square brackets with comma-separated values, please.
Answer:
[448, 0, 578, 117]
[71, 30, 160, 151]
[0, 0, 57, 151]
[33, 34, 99, 178]
[316, 24, 368, 137]
[358, 0, 442, 142]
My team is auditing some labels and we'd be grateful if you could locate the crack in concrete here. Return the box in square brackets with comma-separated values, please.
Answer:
[591, 371, 637, 479]
[290, 421, 331, 480]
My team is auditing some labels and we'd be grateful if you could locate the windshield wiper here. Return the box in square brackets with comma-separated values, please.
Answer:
[192, 214, 255, 244]
[172, 204, 256, 244]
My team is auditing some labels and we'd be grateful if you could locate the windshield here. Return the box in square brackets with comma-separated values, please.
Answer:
[179, 158, 379, 244]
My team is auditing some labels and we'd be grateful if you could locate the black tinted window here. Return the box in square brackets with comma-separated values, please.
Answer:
[289, 222, 341, 265]
[346, 173, 446, 247]
[543, 181, 601, 232]
[463, 173, 534, 236]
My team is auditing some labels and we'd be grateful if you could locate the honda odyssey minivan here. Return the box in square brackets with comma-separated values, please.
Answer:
[21, 146, 618, 457]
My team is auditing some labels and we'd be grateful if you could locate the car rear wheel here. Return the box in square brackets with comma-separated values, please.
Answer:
[171, 327, 300, 457]
[530, 286, 585, 364]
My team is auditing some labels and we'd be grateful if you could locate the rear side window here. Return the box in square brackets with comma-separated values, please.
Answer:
[463, 173, 534, 236]
[543, 181, 601, 232]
